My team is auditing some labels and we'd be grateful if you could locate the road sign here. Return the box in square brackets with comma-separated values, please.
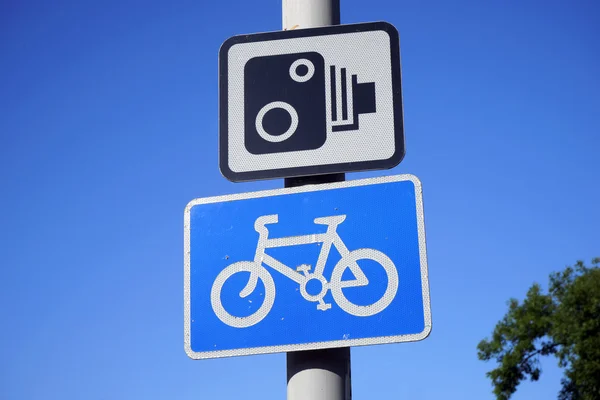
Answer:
[219, 22, 404, 182]
[184, 174, 430, 359]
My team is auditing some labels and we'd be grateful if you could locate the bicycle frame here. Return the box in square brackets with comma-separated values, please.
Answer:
[259, 215, 345, 272]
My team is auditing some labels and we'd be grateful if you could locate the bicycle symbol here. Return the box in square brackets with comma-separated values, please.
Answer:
[211, 214, 399, 328]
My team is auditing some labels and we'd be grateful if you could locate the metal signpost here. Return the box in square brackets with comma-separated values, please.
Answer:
[185, 1, 431, 399]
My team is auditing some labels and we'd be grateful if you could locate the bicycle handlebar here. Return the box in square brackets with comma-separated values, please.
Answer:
[254, 214, 278, 235]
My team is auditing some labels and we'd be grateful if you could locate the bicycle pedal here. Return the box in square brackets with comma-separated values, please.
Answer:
[296, 264, 311, 274]
[317, 303, 332, 311]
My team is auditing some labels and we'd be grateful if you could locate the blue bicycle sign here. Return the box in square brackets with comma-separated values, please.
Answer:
[185, 175, 431, 359]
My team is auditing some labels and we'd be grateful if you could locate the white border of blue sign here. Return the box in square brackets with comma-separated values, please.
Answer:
[184, 174, 431, 359]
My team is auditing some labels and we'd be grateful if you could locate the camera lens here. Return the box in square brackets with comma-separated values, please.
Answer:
[255, 101, 299, 143]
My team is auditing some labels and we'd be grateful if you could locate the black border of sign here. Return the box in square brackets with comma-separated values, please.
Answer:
[218, 21, 404, 182]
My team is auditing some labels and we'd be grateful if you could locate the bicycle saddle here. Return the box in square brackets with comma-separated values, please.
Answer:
[314, 215, 347, 225]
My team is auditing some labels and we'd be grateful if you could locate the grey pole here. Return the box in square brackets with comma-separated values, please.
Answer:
[282, 0, 340, 29]
[283, 2, 351, 400]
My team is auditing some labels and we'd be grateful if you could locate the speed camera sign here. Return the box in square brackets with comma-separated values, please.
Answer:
[219, 22, 404, 182]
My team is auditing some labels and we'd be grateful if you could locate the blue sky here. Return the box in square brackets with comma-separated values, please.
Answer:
[1, 1, 598, 399]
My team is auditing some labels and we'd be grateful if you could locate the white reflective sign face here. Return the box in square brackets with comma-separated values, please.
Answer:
[219, 22, 404, 182]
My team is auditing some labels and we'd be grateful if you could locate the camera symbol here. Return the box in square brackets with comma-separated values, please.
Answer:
[244, 52, 377, 155]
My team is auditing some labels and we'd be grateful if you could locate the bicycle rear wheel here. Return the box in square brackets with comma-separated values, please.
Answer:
[330, 249, 398, 316]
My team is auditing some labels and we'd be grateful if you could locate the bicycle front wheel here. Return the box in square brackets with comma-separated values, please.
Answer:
[330, 249, 398, 317]
[210, 261, 275, 328]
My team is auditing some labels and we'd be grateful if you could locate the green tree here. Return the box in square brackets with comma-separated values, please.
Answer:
[477, 258, 600, 400]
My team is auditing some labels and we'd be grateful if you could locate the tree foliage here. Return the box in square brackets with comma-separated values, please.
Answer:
[477, 258, 600, 400]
